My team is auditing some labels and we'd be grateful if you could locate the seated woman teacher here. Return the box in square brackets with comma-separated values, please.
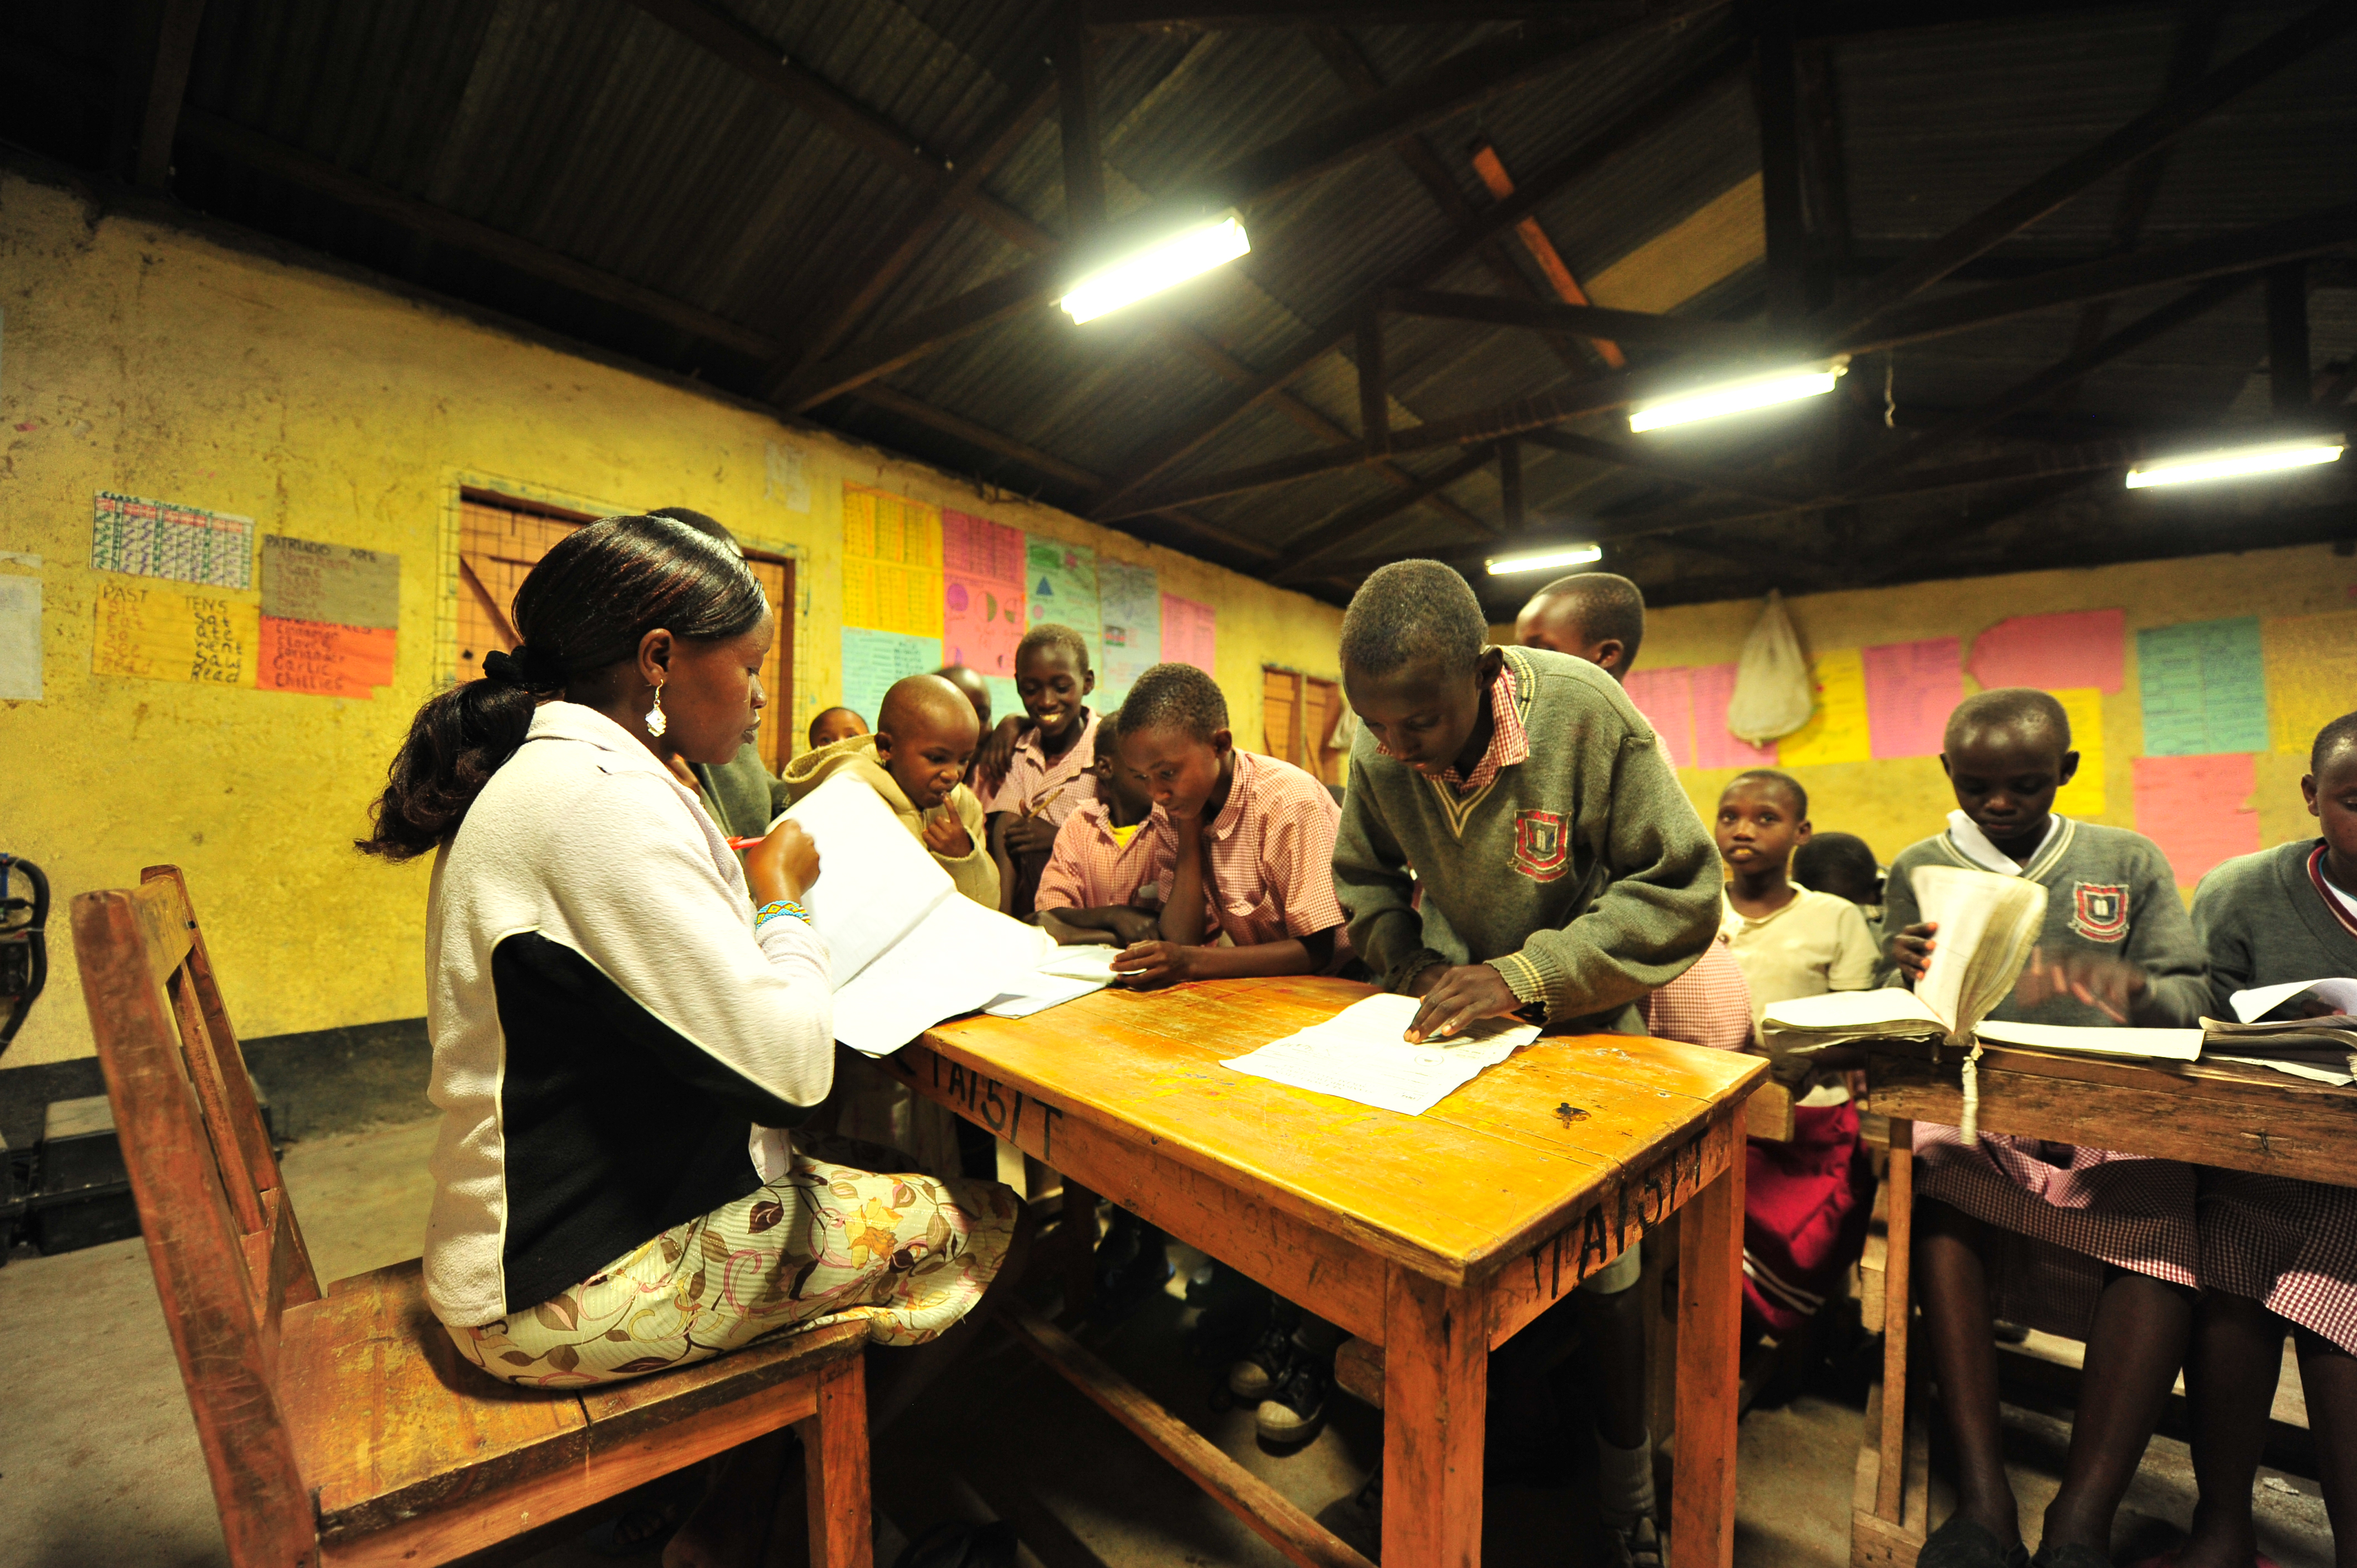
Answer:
[360, 514, 1028, 1566]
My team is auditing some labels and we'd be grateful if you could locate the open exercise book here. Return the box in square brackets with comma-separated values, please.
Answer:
[1221, 993, 1541, 1117]
[2202, 978, 2357, 1085]
[780, 776, 1114, 1054]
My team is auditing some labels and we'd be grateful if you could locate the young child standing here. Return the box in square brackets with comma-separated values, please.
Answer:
[1035, 710, 1162, 948]
[2180, 711, 2357, 1568]
[783, 673, 997, 909]
[1336, 561, 1721, 1567]
[1885, 687, 2209, 1568]
[982, 624, 1100, 918]
[1716, 770, 1880, 1028]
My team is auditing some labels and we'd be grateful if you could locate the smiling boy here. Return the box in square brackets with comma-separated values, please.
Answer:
[982, 624, 1100, 917]
[782, 672, 997, 908]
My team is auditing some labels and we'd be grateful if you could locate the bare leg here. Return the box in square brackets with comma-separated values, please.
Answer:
[864, 1202, 1037, 1433]
[1916, 1199, 2021, 1545]
[2178, 1292, 2284, 1568]
[2039, 1271, 2193, 1554]
[2296, 1328, 2357, 1568]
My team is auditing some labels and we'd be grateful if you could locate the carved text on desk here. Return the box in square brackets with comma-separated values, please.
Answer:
[892, 1046, 1068, 1162]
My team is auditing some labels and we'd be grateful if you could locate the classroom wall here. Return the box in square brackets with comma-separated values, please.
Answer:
[1499, 545, 2357, 891]
[0, 167, 1346, 1068]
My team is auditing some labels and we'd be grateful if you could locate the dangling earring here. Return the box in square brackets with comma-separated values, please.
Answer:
[646, 680, 668, 737]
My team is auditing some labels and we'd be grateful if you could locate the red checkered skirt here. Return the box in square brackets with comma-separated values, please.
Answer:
[1913, 1125, 2198, 1338]
[2198, 1169, 2357, 1355]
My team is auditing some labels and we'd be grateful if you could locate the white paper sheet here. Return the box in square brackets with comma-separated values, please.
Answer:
[832, 890, 1054, 1056]
[1972, 1019, 2204, 1061]
[0, 576, 40, 701]
[781, 775, 953, 988]
[2206, 1053, 2357, 1086]
[984, 972, 1105, 1018]
[1219, 993, 1540, 1116]
[1035, 945, 1124, 983]
[1762, 988, 1942, 1030]
[2231, 978, 2357, 1023]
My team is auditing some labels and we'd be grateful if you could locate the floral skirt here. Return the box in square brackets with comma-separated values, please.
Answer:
[447, 1152, 1019, 1388]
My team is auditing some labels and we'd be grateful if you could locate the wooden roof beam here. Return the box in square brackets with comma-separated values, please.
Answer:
[1269, 447, 1501, 582]
[1386, 288, 1765, 354]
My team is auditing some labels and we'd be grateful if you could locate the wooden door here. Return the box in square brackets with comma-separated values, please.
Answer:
[744, 555, 796, 773]
[1304, 676, 1345, 786]
[1262, 667, 1303, 764]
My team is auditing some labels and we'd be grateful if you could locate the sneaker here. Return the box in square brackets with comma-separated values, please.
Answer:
[1605, 1517, 1665, 1568]
[1228, 1323, 1296, 1401]
[1257, 1362, 1327, 1443]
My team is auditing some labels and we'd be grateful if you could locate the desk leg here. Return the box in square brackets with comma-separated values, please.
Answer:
[1876, 1120, 1915, 1523]
[1061, 1178, 1099, 1323]
[1383, 1267, 1486, 1567]
[1671, 1142, 1744, 1568]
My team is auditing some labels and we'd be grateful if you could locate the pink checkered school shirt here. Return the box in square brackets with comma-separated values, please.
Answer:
[1145, 749, 1351, 950]
[977, 708, 1099, 827]
[1377, 656, 1530, 793]
[1035, 801, 1162, 912]
[1644, 937, 1754, 1051]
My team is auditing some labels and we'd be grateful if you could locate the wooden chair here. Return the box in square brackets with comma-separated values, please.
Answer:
[71, 866, 874, 1567]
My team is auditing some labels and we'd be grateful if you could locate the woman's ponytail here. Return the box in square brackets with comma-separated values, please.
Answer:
[356, 654, 554, 860]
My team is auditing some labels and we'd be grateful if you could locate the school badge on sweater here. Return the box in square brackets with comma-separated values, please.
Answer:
[2069, 882, 2129, 942]
[1512, 808, 1571, 882]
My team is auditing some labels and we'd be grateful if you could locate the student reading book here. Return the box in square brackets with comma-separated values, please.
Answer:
[1035, 709, 1163, 948]
[1883, 688, 2207, 1568]
[783, 672, 998, 909]
[2179, 711, 2357, 1568]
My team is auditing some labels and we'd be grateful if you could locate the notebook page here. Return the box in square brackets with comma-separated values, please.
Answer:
[1912, 865, 2045, 1040]
[779, 773, 953, 988]
[1761, 988, 1943, 1031]
[1218, 994, 1541, 1116]
[833, 889, 1055, 1056]
[1973, 1019, 2202, 1061]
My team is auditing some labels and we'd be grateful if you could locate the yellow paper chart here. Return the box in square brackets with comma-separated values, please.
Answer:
[841, 484, 943, 638]
[1776, 648, 1872, 767]
[2263, 611, 2357, 755]
[93, 580, 259, 687]
[2051, 687, 2106, 817]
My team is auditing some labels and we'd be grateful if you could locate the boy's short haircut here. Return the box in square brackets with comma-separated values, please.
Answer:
[1093, 707, 1120, 756]
[1793, 832, 1879, 895]
[1119, 662, 1229, 744]
[806, 705, 860, 743]
[2312, 710, 2357, 775]
[1341, 560, 1487, 679]
[1017, 621, 1092, 673]
[1535, 571, 1645, 666]
[1945, 687, 2071, 751]
[1725, 768, 1808, 818]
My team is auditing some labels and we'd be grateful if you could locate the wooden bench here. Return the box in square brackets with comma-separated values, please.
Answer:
[71, 865, 874, 1567]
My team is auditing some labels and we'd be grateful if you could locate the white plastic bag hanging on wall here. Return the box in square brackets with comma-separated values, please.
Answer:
[1726, 589, 1815, 746]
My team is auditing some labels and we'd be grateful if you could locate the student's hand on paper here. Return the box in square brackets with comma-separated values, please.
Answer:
[1105, 906, 1161, 946]
[1406, 964, 1523, 1043]
[922, 811, 973, 858]
[974, 715, 1027, 791]
[1006, 814, 1059, 860]
[746, 819, 821, 905]
[1113, 940, 1195, 988]
[1891, 921, 1938, 982]
[2014, 947, 2147, 1023]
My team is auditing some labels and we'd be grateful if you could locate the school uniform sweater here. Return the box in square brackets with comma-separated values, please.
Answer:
[2193, 839, 2357, 1011]
[425, 702, 835, 1328]
[1331, 645, 1722, 1033]
[780, 734, 999, 909]
[1882, 816, 2208, 1028]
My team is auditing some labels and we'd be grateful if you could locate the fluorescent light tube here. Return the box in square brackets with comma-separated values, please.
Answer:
[2124, 438, 2345, 489]
[1486, 544, 1603, 576]
[1058, 213, 1250, 324]
[1628, 362, 1847, 434]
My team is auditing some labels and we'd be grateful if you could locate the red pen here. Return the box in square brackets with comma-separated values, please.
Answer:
[726, 836, 764, 850]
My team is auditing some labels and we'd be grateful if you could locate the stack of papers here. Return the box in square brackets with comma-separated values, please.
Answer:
[1760, 989, 2202, 1062]
[2201, 980, 2357, 1084]
[1220, 993, 1540, 1116]
[981, 946, 1125, 1019]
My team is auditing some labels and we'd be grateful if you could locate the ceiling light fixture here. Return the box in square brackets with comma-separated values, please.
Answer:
[1058, 213, 1250, 324]
[1486, 544, 1603, 576]
[2123, 437, 2345, 489]
[1628, 359, 1849, 434]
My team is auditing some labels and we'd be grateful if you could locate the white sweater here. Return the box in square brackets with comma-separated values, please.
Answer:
[423, 702, 833, 1327]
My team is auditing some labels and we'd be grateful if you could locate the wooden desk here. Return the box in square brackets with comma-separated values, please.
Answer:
[893, 974, 1766, 1568]
[1856, 1043, 2357, 1566]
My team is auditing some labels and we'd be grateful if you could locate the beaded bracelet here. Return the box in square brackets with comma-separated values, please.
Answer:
[754, 899, 812, 930]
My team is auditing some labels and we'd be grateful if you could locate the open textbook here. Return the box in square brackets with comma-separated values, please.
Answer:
[1221, 993, 1541, 1116]
[2201, 978, 2357, 1085]
[781, 775, 1062, 1054]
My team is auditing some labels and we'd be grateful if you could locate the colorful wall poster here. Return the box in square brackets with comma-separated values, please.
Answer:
[940, 510, 1026, 679]
[1027, 538, 1100, 655]
[2137, 617, 2267, 757]
[1967, 609, 2125, 694]
[1160, 592, 1216, 675]
[260, 534, 400, 628]
[2051, 688, 2106, 817]
[92, 580, 258, 687]
[91, 491, 254, 590]
[1689, 662, 1778, 770]
[257, 618, 398, 698]
[841, 485, 943, 639]
[1776, 649, 1872, 768]
[1862, 637, 1963, 760]
[2263, 610, 2357, 755]
[0, 576, 40, 700]
[1622, 666, 1696, 770]
[1098, 561, 1161, 699]
[2133, 751, 2258, 884]
[841, 627, 943, 728]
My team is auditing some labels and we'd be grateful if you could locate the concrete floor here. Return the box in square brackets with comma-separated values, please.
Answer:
[0, 1117, 2335, 1567]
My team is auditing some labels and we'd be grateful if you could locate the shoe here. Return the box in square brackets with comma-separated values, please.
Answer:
[1919, 1515, 2030, 1568]
[1228, 1323, 1297, 1401]
[1604, 1516, 1665, 1568]
[1257, 1361, 1327, 1443]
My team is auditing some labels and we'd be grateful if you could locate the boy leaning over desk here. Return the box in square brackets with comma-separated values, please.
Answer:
[1329, 559, 1721, 1568]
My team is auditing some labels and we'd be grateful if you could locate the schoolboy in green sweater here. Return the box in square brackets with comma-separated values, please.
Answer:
[1332, 560, 1720, 1568]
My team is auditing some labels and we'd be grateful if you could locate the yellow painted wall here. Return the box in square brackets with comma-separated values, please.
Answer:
[1497, 544, 2357, 885]
[0, 169, 1344, 1067]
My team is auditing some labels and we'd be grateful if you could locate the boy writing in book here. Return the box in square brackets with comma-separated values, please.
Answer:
[783, 673, 997, 908]
[982, 623, 1100, 918]
[1886, 687, 2208, 1568]
[1035, 710, 1163, 947]
[2179, 710, 2357, 1568]
[1337, 560, 1720, 1566]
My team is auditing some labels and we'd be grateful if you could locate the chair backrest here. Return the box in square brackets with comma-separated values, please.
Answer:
[72, 865, 323, 1566]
